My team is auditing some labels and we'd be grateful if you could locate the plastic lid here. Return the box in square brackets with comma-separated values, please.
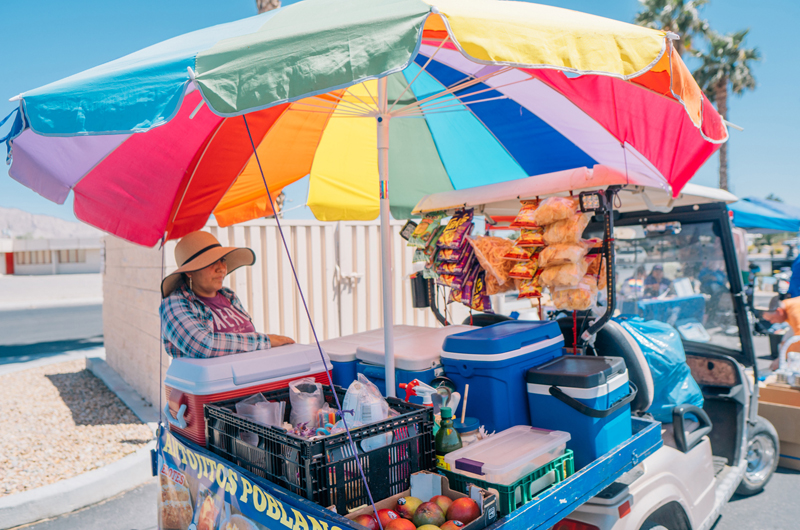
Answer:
[356, 325, 475, 370]
[441, 407, 453, 418]
[442, 320, 562, 355]
[526, 355, 626, 388]
[454, 417, 480, 433]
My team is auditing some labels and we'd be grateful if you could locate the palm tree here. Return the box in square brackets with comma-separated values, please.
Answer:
[634, 0, 709, 57]
[693, 30, 760, 191]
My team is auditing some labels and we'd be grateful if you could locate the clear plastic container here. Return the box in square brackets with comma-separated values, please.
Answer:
[443, 425, 570, 485]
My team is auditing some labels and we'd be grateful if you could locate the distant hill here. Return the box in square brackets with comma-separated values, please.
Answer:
[0, 207, 102, 239]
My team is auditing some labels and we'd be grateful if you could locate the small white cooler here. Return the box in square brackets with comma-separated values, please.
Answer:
[164, 343, 331, 446]
[355, 325, 475, 402]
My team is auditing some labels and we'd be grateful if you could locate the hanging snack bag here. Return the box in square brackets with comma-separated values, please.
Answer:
[468, 235, 516, 286]
[437, 209, 474, 249]
[508, 260, 540, 280]
[551, 276, 598, 311]
[503, 245, 533, 261]
[516, 228, 545, 248]
[538, 242, 589, 268]
[518, 275, 544, 299]
[532, 196, 578, 226]
[539, 259, 591, 288]
[543, 213, 590, 245]
[436, 273, 463, 289]
[485, 270, 516, 295]
[598, 257, 607, 290]
[408, 212, 445, 248]
[438, 237, 470, 263]
[468, 270, 493, 313]
[437, 248, 474, 276]
[510, 200, 541, 229]
[449, 288, 463, 304]
[460, 265, 480, 303]
[412, 248, 428, 263]
[586, 253, 602, 277]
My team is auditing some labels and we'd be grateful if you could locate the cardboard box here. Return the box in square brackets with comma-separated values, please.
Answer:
[758, 381, 800, 408]
[346, 471, 498, 530]
[755, 401, 800, 471]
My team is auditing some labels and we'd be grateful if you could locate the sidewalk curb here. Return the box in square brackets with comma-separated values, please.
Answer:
[0, 441, 156, 529]
[0, 358, 159, 529]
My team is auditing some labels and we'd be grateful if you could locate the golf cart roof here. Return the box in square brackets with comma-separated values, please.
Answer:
[412, 165, 738, 217]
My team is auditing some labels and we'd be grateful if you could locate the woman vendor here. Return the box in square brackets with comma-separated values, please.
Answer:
[160, 231, 294, 358]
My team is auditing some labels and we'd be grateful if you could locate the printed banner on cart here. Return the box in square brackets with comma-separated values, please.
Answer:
[157, 428, 349, 530]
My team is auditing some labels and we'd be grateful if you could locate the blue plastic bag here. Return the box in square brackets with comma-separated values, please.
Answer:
[614, 316, 703, 423]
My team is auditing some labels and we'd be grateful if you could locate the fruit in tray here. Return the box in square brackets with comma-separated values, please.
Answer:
[440, 521, 465, 530]
[430, 495, 453, 515]
[413, 502, 446, 528]
[353, 514, 380, 530]
[395, 497, 423, 519]
[417, 526, 443, 530]
[446, 498, 480, 525]
[386, 519, 417, 530]
[378, 509, 401, 527]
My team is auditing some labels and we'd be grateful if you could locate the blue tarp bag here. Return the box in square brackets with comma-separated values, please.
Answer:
[614, 316, 703, 423]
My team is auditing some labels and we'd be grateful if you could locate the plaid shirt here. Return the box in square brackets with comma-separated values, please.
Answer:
[160, 284, 271, 358]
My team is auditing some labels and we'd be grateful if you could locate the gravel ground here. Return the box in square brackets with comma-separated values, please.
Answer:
[0, 359, 154, 497]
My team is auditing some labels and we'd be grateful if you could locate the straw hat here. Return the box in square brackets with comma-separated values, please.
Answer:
[160, 231, 255, 298]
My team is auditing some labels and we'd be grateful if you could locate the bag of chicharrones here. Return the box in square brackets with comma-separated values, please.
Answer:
[538, 242, 589, 268]
[468, 235, 516, 286]
[532, 196, 579, 226]
[539, 258, 591, 288]
[551, 275, 599, 311]
[543, 213, 590, 245]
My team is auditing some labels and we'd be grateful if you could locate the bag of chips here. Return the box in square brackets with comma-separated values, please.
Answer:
[436, 273, 462, 289]
[436, 248, 474, 276]
[598, 257, 607, 290]
[518, 276, 544, 299]
[532, 196, 578, 226]
[412, 249, 428, 263]
[503, 246, 533, 261]
[467, 270, 493, 313]
[510, 200, 541, 229]
[551, 276, 598, 310]
[586, 254, 602, 277]
[437, 209, 474, 250]
[449, 288, 463, 304]
[539, 259, 590, 288]
[485, 270, 516, 295]
[508, 260, 540, 280]
[538, 243, 589, 268]
[408, 212, 445, 248]
[543, 213, 590, 245]
[437, 237, 470, 263]
[516, 228, 545, 248]
[468, 236, 516, 286]
[460, 265, 479, 302]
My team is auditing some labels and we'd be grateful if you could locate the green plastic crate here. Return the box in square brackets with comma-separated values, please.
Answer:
[441, 450, 574, 516]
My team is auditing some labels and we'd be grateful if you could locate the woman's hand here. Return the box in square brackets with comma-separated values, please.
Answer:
[268, 334, 295, 347]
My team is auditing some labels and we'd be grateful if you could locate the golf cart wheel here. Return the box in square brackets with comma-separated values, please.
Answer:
[736, 416, 779, 496]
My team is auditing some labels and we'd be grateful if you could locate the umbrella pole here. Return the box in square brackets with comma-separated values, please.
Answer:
[377, 77, 396, 398]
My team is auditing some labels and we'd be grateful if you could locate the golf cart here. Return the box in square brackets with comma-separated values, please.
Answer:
[412, 179, 779, 530]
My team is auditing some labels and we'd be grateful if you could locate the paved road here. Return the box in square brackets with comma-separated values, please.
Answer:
[0, 304, 103, 352]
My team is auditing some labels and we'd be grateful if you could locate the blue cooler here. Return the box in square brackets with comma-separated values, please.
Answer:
[526, 356, 635, 469]
[441, 321, 564, 434]
[319, 326, 427, 388]
[356, 325, 474, 404]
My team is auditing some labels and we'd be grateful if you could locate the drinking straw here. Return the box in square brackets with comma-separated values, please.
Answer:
[461, 384, 470, 424]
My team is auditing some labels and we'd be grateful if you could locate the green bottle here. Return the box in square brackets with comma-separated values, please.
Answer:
[435, 407, 462, 469]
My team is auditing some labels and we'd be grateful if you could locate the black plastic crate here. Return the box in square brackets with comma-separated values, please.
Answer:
[204, 385, 435, 514]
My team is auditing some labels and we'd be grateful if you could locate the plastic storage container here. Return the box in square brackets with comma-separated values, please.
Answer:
[164, 343, 330, 446]
[442, 450, 574, 516]
[204, 385, 435, 514]
[443, 425, 570, 485]
[356, 325, 474, 403]
[319, 326, 424, 388]
[441, 321, 564, 433]
[526, 356, 635, 469]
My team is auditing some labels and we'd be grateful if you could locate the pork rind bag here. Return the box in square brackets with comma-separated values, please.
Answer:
[408, 212, 445, 248]
[503, 246, 533, 261]
[510, 200, 541, 229]
[508, 260, 540, 280]
[437, 209, 474, 249]
[538, 243, 589, 268]
[539, 259, 590, 288]
[518, 276, 544, 299]
[516, 228, 545, 248]
[551, 276, 598, 310]
[543, 213, 590, 245]
[532, 197, 578, 226]
[468, 236, 515, 286]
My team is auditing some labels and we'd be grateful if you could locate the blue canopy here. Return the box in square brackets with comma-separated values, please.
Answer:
[729, 200, 800, 233]
[744, 197, 800, 222]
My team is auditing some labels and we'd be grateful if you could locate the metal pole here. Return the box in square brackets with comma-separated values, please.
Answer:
[377, 77, 396, 398]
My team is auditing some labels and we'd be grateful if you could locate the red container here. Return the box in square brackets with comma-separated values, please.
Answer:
[164, 344, 331, 446]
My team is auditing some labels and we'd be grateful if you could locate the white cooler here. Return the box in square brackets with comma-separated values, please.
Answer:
[355, 325, 475, 402]
[164, 343, 331, 446]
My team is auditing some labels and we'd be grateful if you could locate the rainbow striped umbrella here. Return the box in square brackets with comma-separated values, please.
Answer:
[3, 0, 726, 248]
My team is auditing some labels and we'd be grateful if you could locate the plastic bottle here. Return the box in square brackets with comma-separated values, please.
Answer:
[453, 417, 480, 448]
[435, 407, 462, 469]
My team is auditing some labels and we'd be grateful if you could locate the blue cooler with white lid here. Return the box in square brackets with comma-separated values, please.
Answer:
[319, 326, 424, 388]
[356, 325, 475, 404]
[526, 356, 636, 469]
[440, 320, 564, 433]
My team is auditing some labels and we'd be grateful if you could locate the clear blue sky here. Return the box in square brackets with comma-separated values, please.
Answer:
[0, 0, 796, 222]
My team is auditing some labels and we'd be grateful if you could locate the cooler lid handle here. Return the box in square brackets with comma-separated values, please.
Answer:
[455, 458, 485, 475]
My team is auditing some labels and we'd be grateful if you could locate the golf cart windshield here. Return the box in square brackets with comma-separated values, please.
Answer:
[600, 220, 741, 350]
